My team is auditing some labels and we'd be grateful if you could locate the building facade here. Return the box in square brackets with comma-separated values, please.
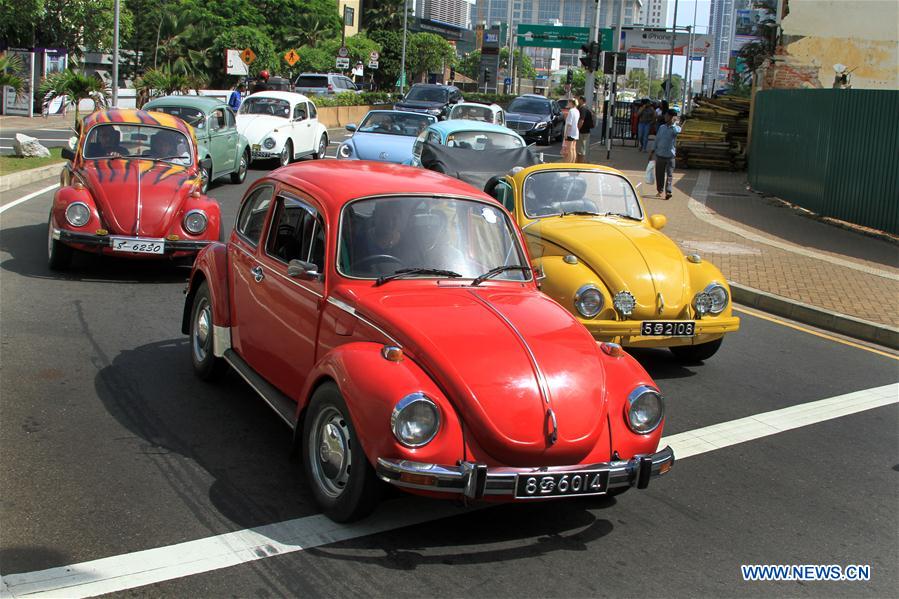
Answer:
[337, 0, 361, 37]
[639, 0, 668, 28]
[417, 0, 473, 30]
[703, 0, 737, 92]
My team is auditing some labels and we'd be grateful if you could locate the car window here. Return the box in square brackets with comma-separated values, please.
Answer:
[148, 106, 205, 129]
[209, 108, 226, 131]
[240, 97, 290, 118]
[224, 108, 236, 129]
[508, 98, 550, 115]
[266, 196, 325, 271]
[523, 171, 642, 219]
[236, 185, 274, 246]
[83, 124, 191, 164]
[344, 78, 357, 90]
[450, 105, 492, 123]
[406, 86, 449, 103]
[293, 104, 306, 120]
[445, 131, 524, 150]
[427, 131, 441, 144]
[296, 75, 328, 88]
[359, 112, 433, 137]
[489, 180, 515, 213]
[308, 102, 317, 119]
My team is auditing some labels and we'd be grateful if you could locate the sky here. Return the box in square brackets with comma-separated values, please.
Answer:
[667, 0, 712, 82]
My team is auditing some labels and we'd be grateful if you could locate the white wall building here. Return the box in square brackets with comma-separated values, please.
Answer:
[418, 0, 473, 30]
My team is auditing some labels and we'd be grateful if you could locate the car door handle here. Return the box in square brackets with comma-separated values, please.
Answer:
[250, 266, 264, 282]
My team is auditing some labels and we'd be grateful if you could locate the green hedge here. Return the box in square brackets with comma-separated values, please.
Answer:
[459, 93, 519, 108]
[311, 92, 395, 107]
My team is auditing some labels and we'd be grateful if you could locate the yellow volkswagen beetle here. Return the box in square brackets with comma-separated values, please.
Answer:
[484, 163, 740, 361]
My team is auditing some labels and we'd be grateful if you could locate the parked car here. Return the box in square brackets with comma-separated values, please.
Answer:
[505, 94, 565, 145]
[408, 120, 526, 167]
[294, 73, 359, 96]
[182, 160, 673, 522]
[484, 164, 741, 361]
[336, 110, 437, 163]
[50, 108, 221, 270]
[447, 102, 506, 126]
[143, 96, 250, 193]
[394, 83, 462, 120]
[236, 91, 329, 165]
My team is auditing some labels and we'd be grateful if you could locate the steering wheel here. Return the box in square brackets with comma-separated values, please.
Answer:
[355, 254, 402, 272]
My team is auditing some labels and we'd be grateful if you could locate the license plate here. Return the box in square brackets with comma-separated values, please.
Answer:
[252, 144, 261, 151]
[110, 237, 165, 255]
[641, 321, 695, 337]
[515, 469, 609, 499]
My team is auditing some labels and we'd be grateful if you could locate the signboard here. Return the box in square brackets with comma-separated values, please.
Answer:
[517, 24, 590, 49]
[352, 62, 364, 77]
[598, 28, 615, 52]
[226, 49, 249, 75]
[336, 57, 350, 69]
[240, 48, 257, 65]
[337, 46, 349, 58]
[283, 49, 299, 66]
[622, 29, 712, 57]
[368, 61, 379, 69]
[369, 51, 379, 62]
[2, 49, 33, 117]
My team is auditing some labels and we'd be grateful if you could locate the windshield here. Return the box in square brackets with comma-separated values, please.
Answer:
[83, 124, 191, 164]
[406, 86, 449, 103]
[508, 98, 550, 115]
[149, 106, 205, 128]
[446, 131, 524, 150]
[339, 196, 528, 280]
[523, 171, 643, 219]
[295, 75, 328, 88]
[239, 97, 290, 118]
[358, 112, 433, 137]
[449, 104, 494, 123]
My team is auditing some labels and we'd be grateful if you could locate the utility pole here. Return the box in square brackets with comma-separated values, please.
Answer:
[399, 0, 408, 93]
[685, 0, 699, 111]
[112, 0, 120, 107]
[666, 0, 679, 103]
[585, 0, 602, 109]
[506, 0, 514, 94]
[605, 0, 623, 159]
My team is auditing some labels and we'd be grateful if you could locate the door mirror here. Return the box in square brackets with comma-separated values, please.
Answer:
[345, 123, 357, 132]
[287, 259, 321, 280]
[200, 157, 213, 172]
[649, 214, 667, 230]
[61, 147, 76, 161]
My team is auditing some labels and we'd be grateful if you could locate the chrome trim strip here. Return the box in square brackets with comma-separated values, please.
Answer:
[135, 164, 142, 235]
[212, 325, 231, 358]
[326, 295, 355, 314]
[325, 296, 402, 347]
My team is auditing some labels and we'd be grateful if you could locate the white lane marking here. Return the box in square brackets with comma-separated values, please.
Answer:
[0, 184, 59, 215]
[1, 383, 897, 598]
[0, 137, 69, 141]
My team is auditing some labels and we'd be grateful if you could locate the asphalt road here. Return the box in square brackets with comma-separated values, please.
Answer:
[1, 152, 897, 597]
[0, 126, 77, 155]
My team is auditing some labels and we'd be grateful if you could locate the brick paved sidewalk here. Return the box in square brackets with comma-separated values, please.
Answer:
[583, 141, 899, 331]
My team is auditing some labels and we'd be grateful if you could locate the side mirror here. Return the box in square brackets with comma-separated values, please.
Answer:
[61, 147, 76, 161]
[287, 259, 321, 280]
[200, 157, 213, 171]
[649, 214, 667, 230]
[345, 123, 357, 132]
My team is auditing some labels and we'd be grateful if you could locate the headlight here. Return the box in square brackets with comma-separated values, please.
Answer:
[183, 209, 208, 234]
[391, 393, 440, 447]
[613, 290, 636, 317]
[625, 385, 664, 434]
[534, 122, 548, 130]
[262, 137, 276, 149]
[704, 282, 729, 314]
[338, 144, 352, 158]
[428, 108, 443, 115]
[65, 202, 90, 227]
[693, 291, 712, 316]
[574, 284, 603, 318]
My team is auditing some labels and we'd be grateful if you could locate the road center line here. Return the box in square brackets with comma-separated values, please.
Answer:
[1, 385, 896, 598]
[0, 184, 59, 215]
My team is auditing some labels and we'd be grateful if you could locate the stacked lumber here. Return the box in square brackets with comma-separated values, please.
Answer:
[678, 96, 750, 170]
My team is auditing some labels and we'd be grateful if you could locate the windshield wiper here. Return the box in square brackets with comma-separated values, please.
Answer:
[374, 268, 462, 286]
[471, 265, 531, 286]
[600, 212, 642, 221]
[560, 210, 602, 217]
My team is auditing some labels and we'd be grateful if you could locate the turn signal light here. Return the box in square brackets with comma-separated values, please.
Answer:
[166, 234, 180, 241]
[399, 472, 437, 486]
[382, 345, 404, 362]
[600, 342, 624, 357]
[95, 229, 108, 236]
[72, 180, 85, 190]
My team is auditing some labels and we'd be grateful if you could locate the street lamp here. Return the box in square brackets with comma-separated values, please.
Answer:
[112, 0, 120, 107]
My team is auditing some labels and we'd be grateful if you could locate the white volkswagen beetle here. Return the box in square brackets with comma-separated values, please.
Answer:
[236, 91, 329, 165]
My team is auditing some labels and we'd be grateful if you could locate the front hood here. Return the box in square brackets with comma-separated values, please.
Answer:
[528, 218, 691, 318]
[350, 133, 415, 162]
[352, 285, 608, 465]
[81, 159, 194, 236]
[395, 100, 444, 111]
[506, 112, 547, 123]
[236, 115, 289, 143]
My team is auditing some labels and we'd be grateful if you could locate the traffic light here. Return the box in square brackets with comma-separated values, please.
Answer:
[449, 66, 455, 82]
[484, 68, 490, 84]
[579, 41, 601, 72]
[566, 68, 573, 85]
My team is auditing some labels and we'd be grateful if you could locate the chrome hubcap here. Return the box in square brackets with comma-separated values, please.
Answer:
[281, 146, 289, 165]
[239, 155, 247, 176]
[309, 406, 352, 498]
[192, 298, 211, 362]
[47, 220, 54, 258]
[318, 139, 326, 157]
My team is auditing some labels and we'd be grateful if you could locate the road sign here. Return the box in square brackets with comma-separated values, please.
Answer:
[226, 49, 249, 75]
[368, 61, 379, 69]
[337, 46, 349, 58]
[504, 77, 512, 86]
[517, 24, 590, 49]
[283, 49, 299, 66]
[369, 51, 379, 62]
[598, 28, 615, 52]
[336, 57, 350, 69]
[240, 48, 256, 65]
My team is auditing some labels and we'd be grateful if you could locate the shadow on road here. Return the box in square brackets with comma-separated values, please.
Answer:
[627, 347, 699, 381]
[0, 222, 192, 283]
[0, 546, 72, 578]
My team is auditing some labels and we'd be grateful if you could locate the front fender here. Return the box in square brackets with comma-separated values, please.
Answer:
[298, 343, 465, 468]
[536, 255, 617, 322]
[52, 185, 103, 233]
[182, 242, 230, 334]
[685, 259, 737, 319]
[600, 350, 666, 459]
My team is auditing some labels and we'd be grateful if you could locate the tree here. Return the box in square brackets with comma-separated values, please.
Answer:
[362, 0, 407, 31]
[29, 0, 133, 55]
[460, 49, 537, 81]
[0, 54, 27, 98]
[553, 68, 586, 97]
[38, 69, 109, 127]
[285, 12, 340, 49]
[407, 33, 455, 83]
[367, 29, 404, 90]
[625, 69, 650, 96]
[135, 65, 205, 98]
[210, 26, 278, 85]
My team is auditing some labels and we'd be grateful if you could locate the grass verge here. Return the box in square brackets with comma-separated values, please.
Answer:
[0, 147, 65, 176]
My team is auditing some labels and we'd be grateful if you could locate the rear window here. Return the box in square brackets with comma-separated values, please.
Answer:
[296, 75, 329, 88]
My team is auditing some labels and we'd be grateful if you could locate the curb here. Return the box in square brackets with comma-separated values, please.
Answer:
[730, 282, 899, 350]
[0, 163, 65, 193]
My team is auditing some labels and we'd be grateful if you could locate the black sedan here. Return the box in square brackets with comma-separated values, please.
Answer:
[504, 94, 565, 145]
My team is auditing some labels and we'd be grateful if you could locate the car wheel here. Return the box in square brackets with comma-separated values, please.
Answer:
[669, 338, 723, 363]
[47, 218, 72, 271]
[303, 382, 382, 522]
[230, 150, 249, 183]
[313, 135, 328, 159]
[279, 141, 292, 167]
[200, 160, 212, 194]
[190, 281, 227, 381]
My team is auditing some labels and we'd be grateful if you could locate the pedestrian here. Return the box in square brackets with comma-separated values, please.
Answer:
[575, 95, 594, 163]
[636, 98, 655, 152]
[656, 99, 669, 129]
[649, 109, 681, 200]
[561, 98, 579, 163]
[228, 82, 244, 112]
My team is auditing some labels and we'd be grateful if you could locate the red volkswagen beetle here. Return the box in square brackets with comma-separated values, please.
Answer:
[49, 109, 222, 270]
[182, 161, 673, 522]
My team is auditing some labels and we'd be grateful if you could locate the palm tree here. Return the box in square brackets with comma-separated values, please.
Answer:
[135, 66, 193, 98]
[288, 14, 339, 49]
[362, 0, 408, 31]
[0, 53, 26, 98]
[38, 69, 109, 127]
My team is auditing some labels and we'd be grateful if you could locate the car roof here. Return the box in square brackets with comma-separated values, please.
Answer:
[82, 108, 193, 135]
[429, 120, 522, 137]
[453, 102, 501, 111]
[143, 95, 225, 111]
[518, 94, 549, 100]
[511, 163, 630, 182]
[410, 83, 458, 91]
[244, 90, 311, 103]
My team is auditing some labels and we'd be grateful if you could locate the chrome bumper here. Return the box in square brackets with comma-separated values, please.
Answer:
[54, 228, 212, 251]
[376, 446, 674, 500]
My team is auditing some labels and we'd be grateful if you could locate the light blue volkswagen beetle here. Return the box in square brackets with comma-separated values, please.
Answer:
[408, 120, 527, 166]
[336, 110, 437, 163]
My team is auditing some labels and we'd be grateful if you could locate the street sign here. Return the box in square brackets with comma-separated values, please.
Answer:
[621, 29, 712, 57]
[226, 49, 249, 75]
[240, 48, 257, 65]
[337, 46, 349, 58]
[369, 51, 379, 62]
[368, 61, 378, 69]
[517, 24, 590, 49]
[598, 28, 615, 52]
[283, 49, 299, 66]
[352, 62, 364, 77]
[336, 57, 350, 69]
[504, 77, 512, 86]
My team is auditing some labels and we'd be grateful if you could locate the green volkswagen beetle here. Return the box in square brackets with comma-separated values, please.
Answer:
[143, 96, 251, 192]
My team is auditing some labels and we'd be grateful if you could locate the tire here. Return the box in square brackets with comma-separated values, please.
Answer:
[190, 281, 227, 381]
[303, 383, 382, 522]
[279, 141, 292, 167]
[200, 160, 212, 194]
[313, 135, 328, 159]
[47, 218, 72, 271]
[669, 338, 723, 363]
[230, 149, 249, 183]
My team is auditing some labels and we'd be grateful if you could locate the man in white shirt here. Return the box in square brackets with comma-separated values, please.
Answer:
[562, 99, 579, 162]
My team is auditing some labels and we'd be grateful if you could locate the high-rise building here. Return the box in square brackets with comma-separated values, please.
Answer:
[418, 0, 473, 30]
[703, 0, 738, 92]
[639, 0, 668, 29]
